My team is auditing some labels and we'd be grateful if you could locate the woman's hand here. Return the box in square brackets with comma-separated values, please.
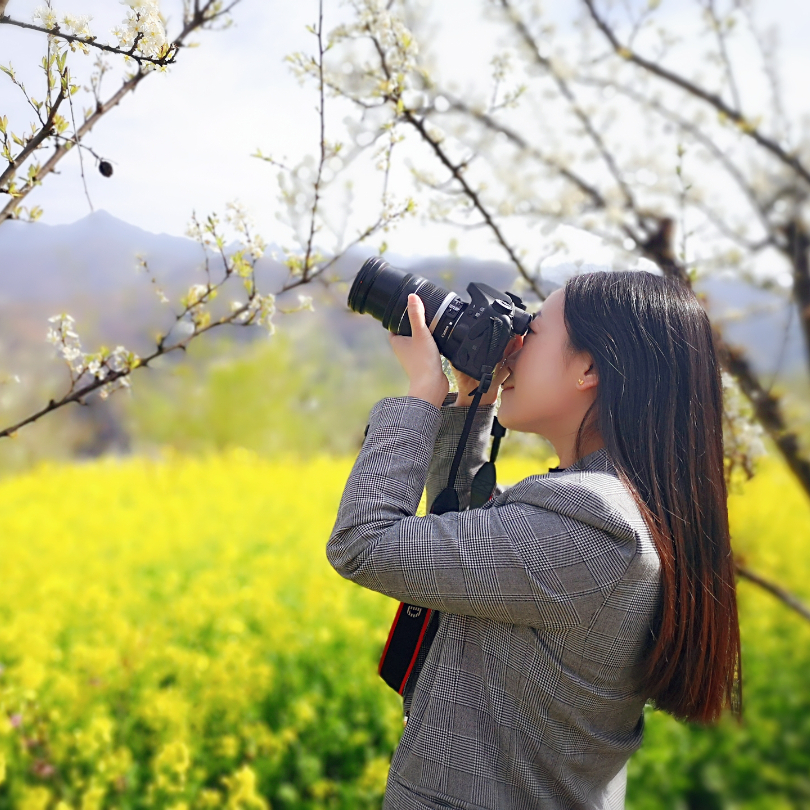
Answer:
[389, 293, 525, 409]
[389, 294, 449, 408]
[451, 333, 523, 407]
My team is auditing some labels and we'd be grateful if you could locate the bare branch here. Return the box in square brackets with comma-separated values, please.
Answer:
[0, 0, 237, 225]
[1, 71, 147, 223]
[301, 0, 327, 283]
[0, 86, 66, 191]
[0, 16, 178, 67]
[736, 563, 810, 624]
[581, 0, 810, 187]
[501, 0, 637, 210]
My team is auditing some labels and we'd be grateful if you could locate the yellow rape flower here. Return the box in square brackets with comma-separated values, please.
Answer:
[222, 765, 268, 810]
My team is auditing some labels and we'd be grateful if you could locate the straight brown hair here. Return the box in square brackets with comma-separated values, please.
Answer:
[564, 270, 741, 723]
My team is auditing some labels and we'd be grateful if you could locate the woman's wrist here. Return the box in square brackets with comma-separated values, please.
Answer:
[407, 378, 449, 409]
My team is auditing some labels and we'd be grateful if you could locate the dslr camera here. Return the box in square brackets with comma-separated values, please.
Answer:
[348, 258, 532, 394]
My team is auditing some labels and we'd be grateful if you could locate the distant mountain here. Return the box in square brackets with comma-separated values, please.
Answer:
[697, 274, 805, 380]
[0, 210, 202, 302]
[0, 211, 805, 382]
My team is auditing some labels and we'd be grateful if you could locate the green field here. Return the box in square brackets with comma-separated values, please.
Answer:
[0, 451, 807, 809]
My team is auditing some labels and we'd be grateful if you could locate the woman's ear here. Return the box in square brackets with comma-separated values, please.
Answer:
[577, 358, 598, 391]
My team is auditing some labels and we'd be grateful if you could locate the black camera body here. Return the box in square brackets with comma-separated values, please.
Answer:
[348, 258, 532, 393]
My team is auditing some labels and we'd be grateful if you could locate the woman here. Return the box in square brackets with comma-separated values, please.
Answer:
[327, 270, 741, 810]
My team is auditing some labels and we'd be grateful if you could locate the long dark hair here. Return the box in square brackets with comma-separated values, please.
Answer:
[563, 270, 741, 724]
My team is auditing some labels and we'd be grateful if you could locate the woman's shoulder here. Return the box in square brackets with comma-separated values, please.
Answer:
[494, 449, 654, 552]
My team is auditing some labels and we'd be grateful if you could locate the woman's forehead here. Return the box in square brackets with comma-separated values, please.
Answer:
[539, 288, 565, 318]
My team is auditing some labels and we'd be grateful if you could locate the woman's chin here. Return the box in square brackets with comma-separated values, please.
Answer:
[495, 400, 512, 428]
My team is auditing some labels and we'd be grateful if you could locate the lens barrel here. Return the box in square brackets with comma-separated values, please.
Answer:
[348, 258, 459, 337]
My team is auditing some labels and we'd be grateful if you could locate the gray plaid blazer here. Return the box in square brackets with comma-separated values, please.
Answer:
[327, 394, 661, 810]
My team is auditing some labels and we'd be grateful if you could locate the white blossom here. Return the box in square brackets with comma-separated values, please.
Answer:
[721, 371, 767, 476]
[47, 313, 139, 397]
[225, 200, 266, 259]
[112, 0, 167, 60]
[174, 319, 196, 337]
[33, 6, 58, 29]
[225, 200, 251, 233]
[186, 284, 209, 308]
[235, 293, 276, 332]
[86, 358, 108, 380]
[62, 13, 93, 39]
[47, 314, 83, 373]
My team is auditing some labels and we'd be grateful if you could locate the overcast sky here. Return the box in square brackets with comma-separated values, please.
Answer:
[1, 0, 807, 266]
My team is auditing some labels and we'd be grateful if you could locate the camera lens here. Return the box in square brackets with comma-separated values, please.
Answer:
[348, 258, 461, 338]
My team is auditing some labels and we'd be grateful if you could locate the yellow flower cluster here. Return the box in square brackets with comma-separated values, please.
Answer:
[0, 450, 409, 808]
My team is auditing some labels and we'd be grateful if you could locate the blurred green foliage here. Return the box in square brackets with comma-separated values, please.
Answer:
[124, 328, 409, 459]
[122, 328, 555, 465]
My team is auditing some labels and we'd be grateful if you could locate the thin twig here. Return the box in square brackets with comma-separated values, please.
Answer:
[736, 563, 810, 623]
[363, 35, 542, 299]
[66, 69, 94, 213]
[581, 0, 810, 186]
[1, 72, 144, 222]
[739, 3, 790, 146]
[0, 86, 66, 191]
[279, 204, 413, 294]
[702, 0, 743, 112]
[301, 0, 326, 283]
[446, 97, 606, 210]
[0, 0, 239, 225]
[573, 74, 776, 245]
[0, 16, 178, 67]
[500, 0, 636, 210]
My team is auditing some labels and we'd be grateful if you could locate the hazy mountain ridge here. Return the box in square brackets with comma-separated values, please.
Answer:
[0, 210, 804, 380]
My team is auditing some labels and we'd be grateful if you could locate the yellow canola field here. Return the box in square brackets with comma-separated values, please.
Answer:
[0, 451, 431, 810]
[0, 450, 806, 809]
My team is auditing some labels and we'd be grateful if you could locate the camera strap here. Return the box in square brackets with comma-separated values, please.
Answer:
[378, 394, 505, 695]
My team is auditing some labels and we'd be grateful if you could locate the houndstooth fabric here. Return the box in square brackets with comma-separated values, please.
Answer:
[327, 395, 661, 810]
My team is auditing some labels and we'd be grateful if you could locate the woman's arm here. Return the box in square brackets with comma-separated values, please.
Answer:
[327, 396, 639, 628]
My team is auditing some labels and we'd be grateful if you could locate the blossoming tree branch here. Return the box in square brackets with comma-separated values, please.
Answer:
[0, 0, 414, 440]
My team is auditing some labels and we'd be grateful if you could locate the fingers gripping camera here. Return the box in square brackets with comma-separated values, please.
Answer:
[348, 258, 532, 392]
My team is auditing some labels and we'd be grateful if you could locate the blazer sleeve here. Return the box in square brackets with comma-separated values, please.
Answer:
[326, 396, 635, 628]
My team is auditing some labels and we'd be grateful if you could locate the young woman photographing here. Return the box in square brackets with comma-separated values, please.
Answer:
[328, 270, 741, 810]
